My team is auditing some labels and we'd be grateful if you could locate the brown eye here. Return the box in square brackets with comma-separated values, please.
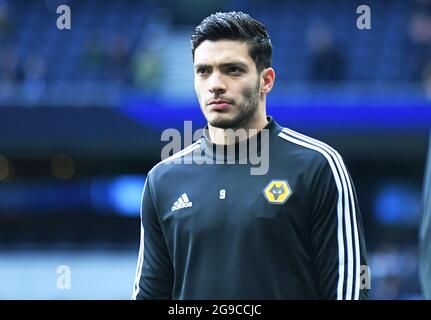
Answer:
[197, 68, 209, 75]
[227, 66, 242, 75]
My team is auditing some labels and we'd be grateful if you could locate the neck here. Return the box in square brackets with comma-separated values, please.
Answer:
[208, 108, 268, 145]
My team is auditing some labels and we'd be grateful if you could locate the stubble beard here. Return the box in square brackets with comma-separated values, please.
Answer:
[206, 80, 261, 130]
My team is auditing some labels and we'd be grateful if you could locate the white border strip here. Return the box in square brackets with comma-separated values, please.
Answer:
[279, 129, 359, 299]
[281, 128, 360, 299]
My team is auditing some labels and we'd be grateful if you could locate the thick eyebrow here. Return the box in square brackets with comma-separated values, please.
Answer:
[194, 61, 249, 71]
[219, 62, 248, 70]
[194, 64, 211, 71]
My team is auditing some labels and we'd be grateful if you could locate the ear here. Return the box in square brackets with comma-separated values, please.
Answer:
[260, 67, 275, 94]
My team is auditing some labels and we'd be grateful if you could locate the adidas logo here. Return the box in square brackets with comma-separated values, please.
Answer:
[171, 193, 193, 212]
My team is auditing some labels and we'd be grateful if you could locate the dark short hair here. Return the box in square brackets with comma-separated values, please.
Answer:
[191, 11, 272, 73]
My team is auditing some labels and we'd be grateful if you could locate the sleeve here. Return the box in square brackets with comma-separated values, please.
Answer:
[131, 173, 174, 300]
[419, 133, 431, 299]
[309, 153, 369, 300]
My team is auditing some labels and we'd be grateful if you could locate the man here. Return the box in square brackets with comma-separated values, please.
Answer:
[419, 132, 431, 299]
[132, 11, 369, 299]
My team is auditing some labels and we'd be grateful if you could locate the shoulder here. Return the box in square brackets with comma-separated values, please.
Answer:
[276, 127, 355, 200]
[147, 138, 203, 183]
[275, 126, 348, 175]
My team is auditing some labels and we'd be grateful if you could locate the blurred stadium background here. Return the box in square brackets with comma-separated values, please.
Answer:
[0, 0, 430, 299]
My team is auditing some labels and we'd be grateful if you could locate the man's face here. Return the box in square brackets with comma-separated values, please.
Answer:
[194, 40, 261, 129]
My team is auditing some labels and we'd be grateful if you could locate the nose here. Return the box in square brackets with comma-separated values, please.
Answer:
[208, 72, 227, 96]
